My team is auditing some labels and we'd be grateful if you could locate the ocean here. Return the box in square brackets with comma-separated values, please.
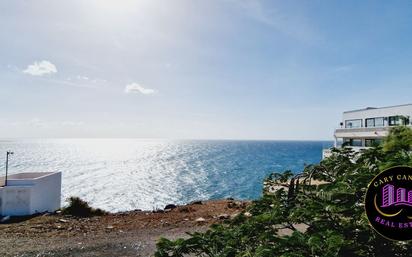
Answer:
[0, 139, 332, 212]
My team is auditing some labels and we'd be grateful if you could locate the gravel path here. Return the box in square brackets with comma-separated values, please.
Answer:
[0, 200, 248, 257]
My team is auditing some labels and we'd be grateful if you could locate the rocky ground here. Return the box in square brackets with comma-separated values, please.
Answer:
[0, 200, 249, 257]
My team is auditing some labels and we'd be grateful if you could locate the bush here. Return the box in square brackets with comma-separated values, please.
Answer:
[62, 197, 107, 217]
[155, 126, 412, 257]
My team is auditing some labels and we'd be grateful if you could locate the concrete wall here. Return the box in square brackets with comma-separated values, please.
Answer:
[30, 172, 61, 214]
[0, 172, 61, 216]
[0, 186, 32, 216]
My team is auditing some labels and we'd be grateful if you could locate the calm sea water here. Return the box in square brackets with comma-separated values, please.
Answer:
[0, 139, 332, 212]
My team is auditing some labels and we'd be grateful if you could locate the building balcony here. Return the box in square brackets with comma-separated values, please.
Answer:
[334, 126, 390, 138]
[334, 125, 412, 138]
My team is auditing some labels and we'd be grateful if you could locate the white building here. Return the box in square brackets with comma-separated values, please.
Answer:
[0, 172, 61, 216]
[323, 103, 412, 158]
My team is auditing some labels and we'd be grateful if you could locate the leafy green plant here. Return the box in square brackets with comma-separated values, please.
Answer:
[155, 126, 412, 257]
[62, 196, 107, 217]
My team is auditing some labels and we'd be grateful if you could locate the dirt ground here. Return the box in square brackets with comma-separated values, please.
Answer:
[0, 200, 248, 257]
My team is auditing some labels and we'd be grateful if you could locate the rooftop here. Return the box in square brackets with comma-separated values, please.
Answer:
[0, 172, 58, 187]
[1, 172, 56, 180]
[344, 103, 412, 114]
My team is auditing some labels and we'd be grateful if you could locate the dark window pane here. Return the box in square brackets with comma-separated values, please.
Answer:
[350, 139, 363, 147]
[389, 116, 396, 126]
[389, 116, 404, 126]
[366, 117, 384, 127]
[365, 139, 383, 147]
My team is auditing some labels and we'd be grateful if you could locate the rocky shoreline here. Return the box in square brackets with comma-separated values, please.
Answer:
[0, 199, 249, 257]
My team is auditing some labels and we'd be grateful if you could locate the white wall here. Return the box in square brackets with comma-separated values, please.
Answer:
[30, 172, 61, 214]
[0, 172, 61, 216]
[0, 186, 32, 216]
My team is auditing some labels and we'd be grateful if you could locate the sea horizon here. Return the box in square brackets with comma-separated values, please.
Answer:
[0, 137, 334, 142]
[0, 139, 332, 212]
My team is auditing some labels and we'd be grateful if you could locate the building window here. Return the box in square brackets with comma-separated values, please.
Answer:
[345, 119, 362, 128]
[366, 118, 374, 127]
[344, 138, 363, 147]
[389, 116, 399, 126]
[366, 117, 384, 127]
[351, 139, 363, 147]
[365, 139, 382, 147]
[375, 117, 384, 127]
[389, 116, 409, 126]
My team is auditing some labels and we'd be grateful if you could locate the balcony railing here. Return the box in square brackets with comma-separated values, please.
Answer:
[335, 127, 390, 133]
[335, 125, 412, 134]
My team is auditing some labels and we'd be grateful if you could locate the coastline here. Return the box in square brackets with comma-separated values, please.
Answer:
[0, 199, 249, 257]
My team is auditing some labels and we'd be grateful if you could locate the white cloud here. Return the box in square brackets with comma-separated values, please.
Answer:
[23, 60, 57, 76]
[124, 83, 157, 95]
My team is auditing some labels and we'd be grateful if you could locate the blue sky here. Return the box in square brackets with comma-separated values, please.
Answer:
[1, 0, 412, 140]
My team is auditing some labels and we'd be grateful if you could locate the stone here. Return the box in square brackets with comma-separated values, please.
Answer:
[0, 216, 10, 223]
[195, 217, 206, 223]
[230, 213, 239, 219]
[218, 213, 230, 220]
[244, 212, 252, 217]
[164, 204, 177, 210]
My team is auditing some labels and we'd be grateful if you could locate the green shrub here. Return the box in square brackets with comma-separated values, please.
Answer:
[62, 197, 107, 217]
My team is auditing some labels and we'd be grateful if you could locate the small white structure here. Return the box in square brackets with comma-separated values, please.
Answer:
[0, 172, 61, 216]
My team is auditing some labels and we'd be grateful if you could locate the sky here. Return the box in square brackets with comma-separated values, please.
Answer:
[1, 0, 412, 140]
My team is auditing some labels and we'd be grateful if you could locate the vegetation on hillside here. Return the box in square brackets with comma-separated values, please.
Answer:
[62, 196, 107, 217]
[155, 126, 412, 257]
